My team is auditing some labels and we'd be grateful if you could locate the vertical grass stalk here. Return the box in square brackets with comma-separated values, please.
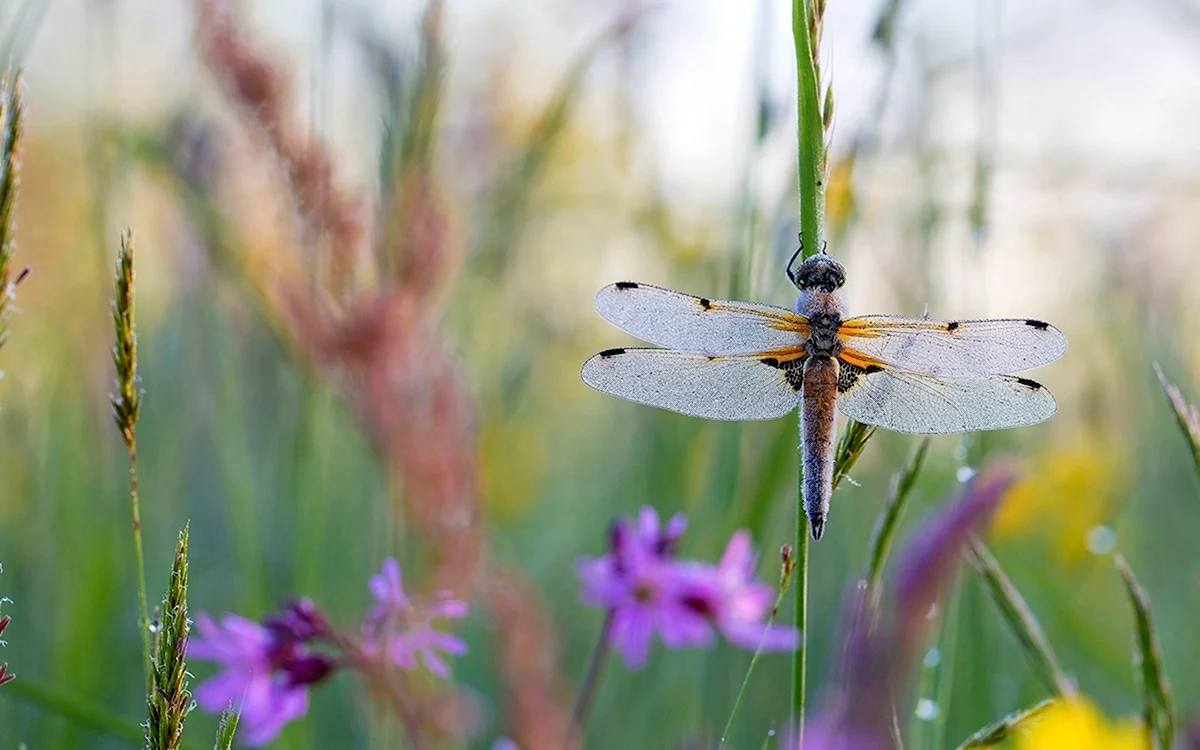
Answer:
[110, 229, 151, 686]
[790, 0, 831, 736]
[792, 1, 830, 739]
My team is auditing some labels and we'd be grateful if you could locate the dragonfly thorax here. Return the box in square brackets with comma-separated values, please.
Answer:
[805, 309, 843, 356]
[796, 275, 846, 356]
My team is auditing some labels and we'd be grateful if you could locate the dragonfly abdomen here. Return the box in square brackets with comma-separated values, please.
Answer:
[801, 355, 839, 541]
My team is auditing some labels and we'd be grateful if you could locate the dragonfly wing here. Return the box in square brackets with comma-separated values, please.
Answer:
[839, 315, 1067, 377]
[595, 282, 807, 355]
[836, 363, 1057, 434]
[581, 348, 802, 421]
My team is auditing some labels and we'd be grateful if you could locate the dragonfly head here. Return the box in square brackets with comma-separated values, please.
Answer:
[790, 254, 845, 293]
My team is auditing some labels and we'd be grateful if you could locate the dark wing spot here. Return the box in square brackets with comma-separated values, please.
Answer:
[837, 360, 884, 393]
[615, 281, 638, 290]
[760, 357, 781, 368]
[706, 355, 717, 361]
[599, 348, 626, 358]
[1016, 377, 1043, 390]
[784, 362, 806, 391]
[1025, 319, 1050, 331]
[947, 321, 960, 331]
[699, 297, 712, 310]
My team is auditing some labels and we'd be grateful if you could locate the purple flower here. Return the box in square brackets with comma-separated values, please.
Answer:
[795, 465, 1017, 749]
[687, 531, 799, 651]
[362, 558, 469, 678]
[578, 509, 714, 668]
[190, 610, 336, 746]
[577, 507, 795, 668]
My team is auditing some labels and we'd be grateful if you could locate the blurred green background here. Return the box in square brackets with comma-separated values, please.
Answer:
[1, 0, 1199, 748]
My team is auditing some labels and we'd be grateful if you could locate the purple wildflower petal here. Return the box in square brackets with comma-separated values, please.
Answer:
[655, 599, 715, 648]
[718, 531, 757, 579]
[576, 557, 626, 605]
[663, 513, 687, 551]
[893, 466, 1016, 647]
[428, 597, 469, 620]
[189, 613, 268, 661]
[418, 646, 451, 678]
[427, 631, 469, 656]
[386, 633, 417, 671]
[369, 557, 408, 611]
[636, 507, 661, 544]
[721, 621, 800, 652]
[194, 667, 254, 712]
[240, 685, 309, 746]
[611, 605, 656, 668]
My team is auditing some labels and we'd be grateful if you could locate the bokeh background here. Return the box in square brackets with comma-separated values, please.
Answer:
[1, 0, 1199, 747]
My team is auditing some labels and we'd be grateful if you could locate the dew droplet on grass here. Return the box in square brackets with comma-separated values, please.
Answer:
[915, 699, 939, 721]
[923, 647, 941, 667]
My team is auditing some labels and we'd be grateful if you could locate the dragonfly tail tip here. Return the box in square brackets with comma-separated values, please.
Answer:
[809, 517, 826, 541]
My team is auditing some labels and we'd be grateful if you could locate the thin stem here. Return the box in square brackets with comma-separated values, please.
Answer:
[720, 573, 792, 748]
[790, 0, 826, 730]
[569, 608, 615, 746]
[791, 493, 810, 740]
[128, 439, 152, 689]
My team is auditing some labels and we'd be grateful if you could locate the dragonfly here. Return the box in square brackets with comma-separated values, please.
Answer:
[581, 250, 1067, 541]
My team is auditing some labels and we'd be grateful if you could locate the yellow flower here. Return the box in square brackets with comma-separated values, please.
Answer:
[1014, 698, 1146, 750]
[991, 432, 1127, 561]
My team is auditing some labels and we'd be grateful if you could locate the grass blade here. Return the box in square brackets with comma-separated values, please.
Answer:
[213, 704, 241, 750]
[966, 540, 1075, 697]
[1153, 362, 1200, 484]
[1115, 555, 1174, 750]
[864, 437, 931, 601]
[831, 420, 877, 494]
[955, 698, 1057, 749]
[720, 545, 795, 748]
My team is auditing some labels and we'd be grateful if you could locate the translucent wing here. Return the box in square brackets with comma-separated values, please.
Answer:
[581, 348, 802, 421]
[595, 282, 808, 356]
[839, 316, 1067, 377]
[837, 365, 1057, 434]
